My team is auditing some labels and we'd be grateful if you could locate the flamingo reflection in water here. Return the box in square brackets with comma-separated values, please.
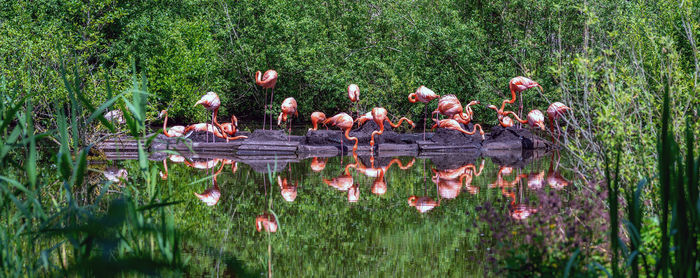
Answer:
[547, 152, 570, 190]
[432, 159, 485, 198]
[194, 162, 225, 206]
[408, 196, 440, 213]
[348, 155, 415, 196]
[310, 157, 327, 172]
[278, 176, 298, 202]
[159, 155, 186, 180]
[256, 213, 278, 233]
[323, 161, 357, 202]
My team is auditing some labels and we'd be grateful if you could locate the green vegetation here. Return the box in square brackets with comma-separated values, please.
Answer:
[0, 0, 698, 276]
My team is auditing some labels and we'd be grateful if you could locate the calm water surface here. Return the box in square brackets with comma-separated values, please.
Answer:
[98, 151, 575, 276]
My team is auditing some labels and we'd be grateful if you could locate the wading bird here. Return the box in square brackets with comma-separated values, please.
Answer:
[159, 110, 185, 137]
[547, 102, 571, 142]
[348, 84, 360, 119]
[432, 100, 481, 129]
[369, 107, 415, 147]
[277, 97, 298, 141]
[255, 213, 278, 233]
[408, 86, 440, 140]
[184, 123, 242, 141]
[219, 115, 248, 140]
[432, 95, 468, 124]
[323, 113, 359, 153]
[504, 76, 543, 118]
[502, 109, 546, 130]
[433, 119, 485, 140]
[255, 69, 278, 130]
[355, 111, 373, 127]
[194, 92, 223, 143]
[104, 110, 125, 124]
[487, 104, 515, 128]
[348, 156, 415, 196]
[309, 112, 327, 131]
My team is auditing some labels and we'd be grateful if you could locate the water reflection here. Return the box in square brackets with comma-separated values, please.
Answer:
[194, 162, 224, 206]
[103, 148, 577, 276]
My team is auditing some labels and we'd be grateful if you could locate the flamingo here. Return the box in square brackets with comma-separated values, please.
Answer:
[159, 110, 185, 137]
[103, 167, 128, 183]
[527, 171, 546, 190]
[104, 110, 125, 124]
[255, 69, 278, 130]
[502, 109, 547, 130]
[309, 112, 327, 131]
[408, 196, 440, 213]
[547, 102, 571, 142]
[184, 123, 246, 141]
[348, 84, 360, 119]
[278, 176, 298, 202]
[355, 111, 373, 126]
[323, 113, 359, 153]
[547, 152, 570, 189]
[432, 95, 468, 124]
[278, 97, 298, 141]
[349, 156, 415, 196]
[431, 100, 480, 129]
[487, 104, 516, 128]
[348, 184, 360, 203]
[194, 92, 224, 143]
[255, 213, 278, 233]
[408, 86, 440, 140]
[503, 76, 543, 118]
[369, 107, 415, 147]
[219, 115, 248, 140]
[433, 119, 485, 140]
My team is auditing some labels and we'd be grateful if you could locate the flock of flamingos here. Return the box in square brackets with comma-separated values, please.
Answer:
[156, 69, 571, 153]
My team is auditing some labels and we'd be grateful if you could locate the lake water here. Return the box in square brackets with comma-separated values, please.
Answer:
[96, 151, 577, 276]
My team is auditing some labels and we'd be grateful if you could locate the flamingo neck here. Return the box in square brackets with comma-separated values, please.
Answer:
[162, 111, 169, 135]
[255, 71, 262, 84]
[408, 93, 417, 103]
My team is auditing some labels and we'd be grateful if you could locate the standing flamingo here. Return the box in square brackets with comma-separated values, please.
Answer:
[348, 84, 360, 119]
[255, 69, 278, 130]
[408, 86, 440, 140]
[504, 76, 543, 119]
[277, 97, 298, 141]
[309, 112, 327, 131]
[323, 113, 359, 153]
[369, 107, 415, 147]
[159, 110, 185, 137]
[194, 92, 224, 143]
[547, 102, 571, 142]
[433, 119, 485, 140]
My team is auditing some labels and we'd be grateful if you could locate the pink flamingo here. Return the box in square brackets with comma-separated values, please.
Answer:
[369, 107, 415, 147]
[309, 112, 327, 131]
[487, 104, 516, 128]
[159, 110, 185, 137]
[433, 119, 485, 140]
[194, 162, 224, 206]
[408, 86, 440, 140]
[194, 92, 224, 143]
[547, 102, 571, 142]
[278, 176, 298, 202]
[324, 113, 359, 153]
[255, 69, 278, 130]
[503, 76, 543, 118]
[277, 97, 298, 141]
[408, 196, 440, 213]
[348, 84, 360, 119]
[502, 109, 547, 130]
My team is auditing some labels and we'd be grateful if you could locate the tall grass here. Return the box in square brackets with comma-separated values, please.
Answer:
[603, 73, 699, 277]
[0, 64, 186, 276]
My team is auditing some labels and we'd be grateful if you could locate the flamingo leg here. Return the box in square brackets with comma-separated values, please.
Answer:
[269, 88, 275, 130]
[518, 93, 523, 128]
[263, 88, 267, 130]
[340, 130, 344, 154]
[423, 104, 427, 141]
[288, 119, 291, 142]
